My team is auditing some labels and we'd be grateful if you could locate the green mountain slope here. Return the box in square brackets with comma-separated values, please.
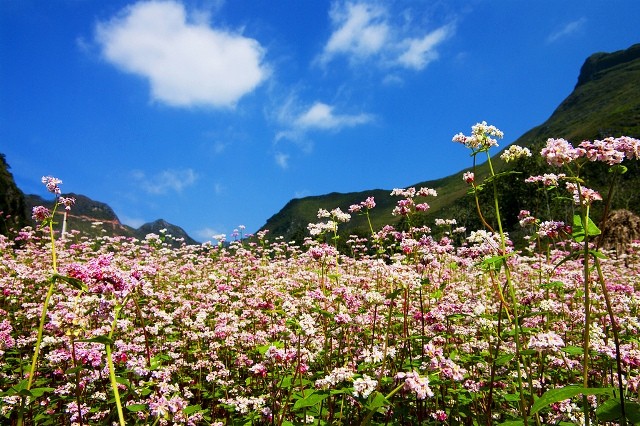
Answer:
[260, 43, 640, 244]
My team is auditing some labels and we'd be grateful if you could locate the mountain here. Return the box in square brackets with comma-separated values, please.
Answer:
[20, 192, 199, 246]
[0, 154, 28, 233]
[260, 43, 640, 244]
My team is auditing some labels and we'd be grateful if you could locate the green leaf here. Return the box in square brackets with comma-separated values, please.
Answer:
[609, 164, 628, 175]
[126, 404, 147, 412]
[596, 398, 622, 421]
[571, 214, 601, 242]
[52, 273, 88, 291]
[561, 346, 584, 356]
[495, 354, 514, 366]
[78, 335, 114, 345]
[183, 404, 203, 415]
[28, 387, 55, 398]
[365, 391, 390, 411]
[480, 255, 505, 272]
[530, 386, 614, 414]
[293, 391, 328, 410]
[497, 421, 524, 426]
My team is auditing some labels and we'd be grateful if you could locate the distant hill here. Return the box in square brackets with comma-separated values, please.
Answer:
[1, 157, 200, 245]
[0, 154, 28, 233]
[21, 193, 199, 246]
[260, 43, 640, 245]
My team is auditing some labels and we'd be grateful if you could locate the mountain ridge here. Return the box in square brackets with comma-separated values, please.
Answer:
[259, 43, 640, 244]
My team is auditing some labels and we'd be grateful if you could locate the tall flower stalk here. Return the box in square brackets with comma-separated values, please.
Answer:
[454, 122, 532, 424]
[18, 177, 76, 426]
[538, 136, 640, 425]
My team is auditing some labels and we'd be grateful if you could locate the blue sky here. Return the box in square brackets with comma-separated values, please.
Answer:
[1, 0, 638, 242]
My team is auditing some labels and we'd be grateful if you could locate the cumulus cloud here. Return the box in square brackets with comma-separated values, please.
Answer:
[275, 99, 373, 145]
[294, 102, 372, 130]
[316, 1, 454, 70]
[547, 17, 587, 43]
[317, 2, 389, 65]
[132, 168, 198, 194]
[95, 0, 269, 108]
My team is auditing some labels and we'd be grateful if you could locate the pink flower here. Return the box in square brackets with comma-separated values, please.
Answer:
[565, 182, 602, 206]
[31, 205, 51, 222]
[59, 196, 75, 211]
[41, 176, 63, 195]
[540, 138, 580, 167]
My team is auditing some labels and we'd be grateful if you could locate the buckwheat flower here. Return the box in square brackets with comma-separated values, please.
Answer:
[348, 204, 362, 213]
[565, 182, 602, 206]
[353, 374, 377, 398]
[317, 208, 331, 218]
[42, 176, 62, 195]
[415, 203, 430, 212]
[463, 171, 474, 184]
[525, 173, 566, 186]
[31, 205, 51, 222]
[518, 210, 536, 227]
[614, 135, 640, 159]
[396, 371, 434, 400]
[453, 121, 503, 150]
[330, 207, 351, 222]
[59, 196, 75, 211]
[537, 221, 566, 239]
[528, 331, 565, 352]
[500, 145, 532, 162]
[362, 196, 376, 209]
[541, 138, 580, 167]
[579, 138, 625, 165]
[416, 187, 437, 197]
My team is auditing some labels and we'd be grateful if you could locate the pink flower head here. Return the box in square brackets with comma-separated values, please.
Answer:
[41, 176, 62, 195]
[565, 182, 602, 206]
[32, 205, 51, 222]
[59, 196, 75, 211]
[463, 171, 474, 184]
[540, 138, 580, 167]
[614, 136, 640, 160]
[537, 221, 566, 239]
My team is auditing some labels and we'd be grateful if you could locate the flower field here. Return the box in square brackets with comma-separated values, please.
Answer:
[1, 124, 640, 425]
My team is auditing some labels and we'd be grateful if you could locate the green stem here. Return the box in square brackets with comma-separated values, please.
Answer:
[581, 203, 592, 426]
[107, 303, 126, 426]
[486, 152, 528, 425]
[17, 205, 61, 426]
[593, 256, 627, 425]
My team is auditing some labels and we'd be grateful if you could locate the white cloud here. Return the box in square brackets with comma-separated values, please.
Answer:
[95, 0, 269, 108]
[317, 2, 389, 65]
[295, 102, 372, 130]
[274, 152, 289, 169]
[275, 99, 373, 145]
[396, 25, 453, 70]
[194, 226, 221, 242]
[119, 214, 147, 229]
[316, 1, 454, 70]
[132, 168, 198, 194]
[547, 17, 587, 43]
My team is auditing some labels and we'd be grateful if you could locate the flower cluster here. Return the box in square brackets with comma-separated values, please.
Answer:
[352, 374, 378, 398]
[500, 145, 532, 162]
[524, 173, 566, 186]
[349, 197, 376, 213]
[565, 182, 602, 206]
[452, 121, 504, 150]
[396, 371, 434, 400]
[390, 187, 437, 216]
[541, 136, 640, 167]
